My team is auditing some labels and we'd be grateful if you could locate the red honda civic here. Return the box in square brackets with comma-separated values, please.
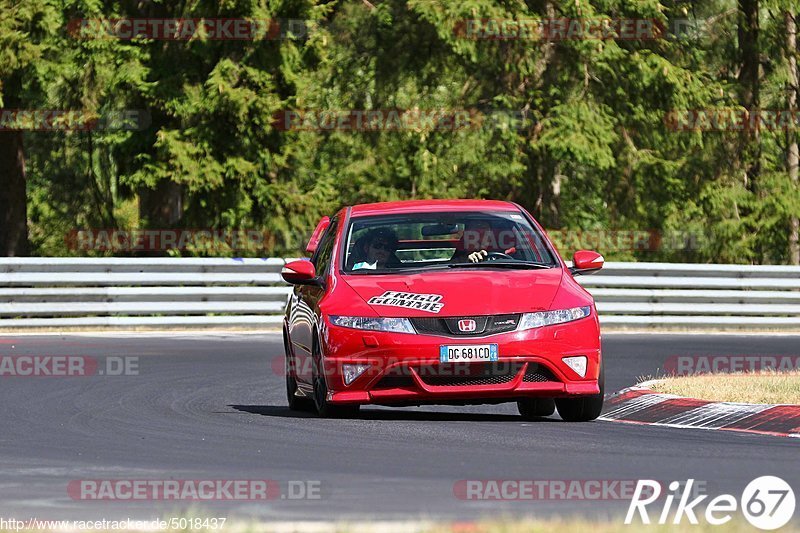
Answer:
[281, 199, 605, 420]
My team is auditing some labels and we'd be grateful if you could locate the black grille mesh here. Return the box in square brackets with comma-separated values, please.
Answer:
[371, 362, 558, 389]
[421, 374, 513, 387]
[523, 364, 557, 382]
[373, 375, 415, 389]
[418, 362, 524, 387]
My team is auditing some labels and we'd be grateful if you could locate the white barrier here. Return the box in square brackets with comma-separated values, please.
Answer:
[577, 262, 800, 328]
[0, 258, 798, 329]
[0, 258, 292, 328]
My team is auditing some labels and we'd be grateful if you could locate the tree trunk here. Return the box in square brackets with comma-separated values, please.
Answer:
[138, 180, 183, 227]
[738, 0, 760, 189]
[788, 11, 800, 265]
[0, 77, 29, 256]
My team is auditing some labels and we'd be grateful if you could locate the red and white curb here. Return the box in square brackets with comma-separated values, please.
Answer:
[600, 381, 800, 438]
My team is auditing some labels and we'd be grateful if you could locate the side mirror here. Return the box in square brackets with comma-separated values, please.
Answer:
[306, 216, 330, 254]
[570, 250, 604, 275]
[281, 260, 320, 285]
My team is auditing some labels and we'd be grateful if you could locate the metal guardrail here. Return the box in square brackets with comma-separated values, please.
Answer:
[0, 258, 290, 328]
[578, 262, 800, 328]
[0, 258, 798, 329]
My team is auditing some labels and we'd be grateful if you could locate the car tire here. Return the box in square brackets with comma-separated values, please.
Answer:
[284, 329, 313, 412]
[517, 398, 556, 419]
[555, 360, 604, 422]
[311, 335, 360, 419]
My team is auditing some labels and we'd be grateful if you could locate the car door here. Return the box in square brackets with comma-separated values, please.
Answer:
[291, 217, 338, 384]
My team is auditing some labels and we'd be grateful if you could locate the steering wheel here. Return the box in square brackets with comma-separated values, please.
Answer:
[486, 252, 514, 261]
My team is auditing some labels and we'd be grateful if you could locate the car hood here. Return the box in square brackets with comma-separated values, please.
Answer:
[341, 268, 564, 317]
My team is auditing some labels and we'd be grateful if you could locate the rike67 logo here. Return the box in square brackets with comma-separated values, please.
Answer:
[626, 476, 795, 530]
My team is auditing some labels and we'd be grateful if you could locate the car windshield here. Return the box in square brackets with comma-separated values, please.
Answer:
[342, 211, 558, 274]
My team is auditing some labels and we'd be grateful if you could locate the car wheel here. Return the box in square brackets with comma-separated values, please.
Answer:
[517, 398, 556, 420]
[284, 330, 313, 411]
[555, 360, 604, 422]
[311, 337, 360, 419]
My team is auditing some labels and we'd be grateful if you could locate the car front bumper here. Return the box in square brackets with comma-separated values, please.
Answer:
[320, 315, 602, 405]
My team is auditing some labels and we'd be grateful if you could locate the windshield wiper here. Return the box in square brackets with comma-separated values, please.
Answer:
[447, 261, 553, 270]
[349, 262, 553, 274]
[348, 263, 453, 274]
[392, 263, 453, 273]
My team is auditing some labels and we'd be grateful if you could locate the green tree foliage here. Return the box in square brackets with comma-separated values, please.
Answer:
[3, 0, 799, 263]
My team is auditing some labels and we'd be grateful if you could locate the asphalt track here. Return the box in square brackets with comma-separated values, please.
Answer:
[0, 333, 798, 523]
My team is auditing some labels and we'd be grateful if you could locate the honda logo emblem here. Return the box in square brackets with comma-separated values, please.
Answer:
[458, 319, 477, 332]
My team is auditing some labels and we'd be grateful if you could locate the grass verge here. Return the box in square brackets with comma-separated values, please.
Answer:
[646, 370, 800, 404]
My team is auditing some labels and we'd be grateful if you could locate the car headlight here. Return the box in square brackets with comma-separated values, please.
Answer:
[329, 316, 416, 334]
[518, 306, 591, 330]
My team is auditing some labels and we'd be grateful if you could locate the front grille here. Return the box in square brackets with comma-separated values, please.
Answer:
[373, 375, 415, 389]
[418, 362, 524, 387]
[410, 314, 521, 337]
[523, 363, 557, 383]
[422, 374, 512, 387]
[372, 366, 415, 389]
[372, 361, 557, 389]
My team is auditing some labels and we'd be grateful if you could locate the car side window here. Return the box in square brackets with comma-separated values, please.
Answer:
[312, 219, 338, 276]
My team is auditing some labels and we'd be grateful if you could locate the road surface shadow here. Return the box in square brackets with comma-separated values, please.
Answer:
[229, 404, 557, 422]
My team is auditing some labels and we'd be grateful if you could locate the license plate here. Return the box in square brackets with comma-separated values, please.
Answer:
[439, 344, 498, 363]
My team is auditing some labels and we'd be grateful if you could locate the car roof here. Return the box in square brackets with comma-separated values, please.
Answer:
[349, 199, 519, 217]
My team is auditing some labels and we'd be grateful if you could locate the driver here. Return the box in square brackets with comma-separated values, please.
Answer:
[451, 219, 494, 263]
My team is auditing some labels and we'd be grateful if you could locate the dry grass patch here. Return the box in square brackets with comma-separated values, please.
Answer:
[647, 370, 800, 404]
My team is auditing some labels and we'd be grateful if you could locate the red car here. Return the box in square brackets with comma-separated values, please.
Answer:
[281, 199, 605, 420]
